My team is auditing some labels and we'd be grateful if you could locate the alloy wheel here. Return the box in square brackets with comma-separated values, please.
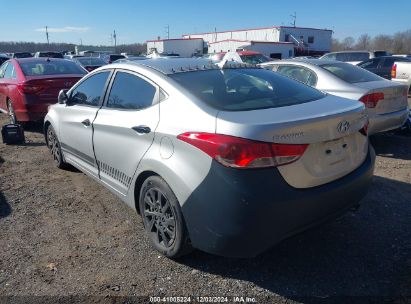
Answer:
[142, 187, 176, 249]
[47, 127, 61, 164]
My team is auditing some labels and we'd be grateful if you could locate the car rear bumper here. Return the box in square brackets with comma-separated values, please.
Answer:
[15, 104, 51, 122]
[182, 145, 375, 258]
[368, 108, 409, 134]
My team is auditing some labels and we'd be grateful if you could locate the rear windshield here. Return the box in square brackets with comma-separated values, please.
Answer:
[20, 60, 87, 76]
[14, 53, 32, 58]
[321, 62, 381, 83]
[169, 68, 325, 111]
[336, 52, 369, 62]
[240, 54, 270, 64]
[38, 52, 64, 58]
[110, 55, 125, 61]
[77, 57, 106, 65]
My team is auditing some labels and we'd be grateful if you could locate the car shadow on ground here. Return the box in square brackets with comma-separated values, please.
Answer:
[178, 175, 411, 301]
[371, 132, 411, 161]
[0, 191, 11, 219]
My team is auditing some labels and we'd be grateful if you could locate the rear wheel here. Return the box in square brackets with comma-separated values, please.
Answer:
[7, 100, 17, 124]
[139, 176, 192, 258]
[46, 125, 67, 169]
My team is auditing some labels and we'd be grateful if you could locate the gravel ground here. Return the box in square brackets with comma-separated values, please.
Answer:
[0, 113, 410, 304]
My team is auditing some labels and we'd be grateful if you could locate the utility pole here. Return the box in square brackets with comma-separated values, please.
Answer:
[165, 25, 170, 39]
[113, 30, 117, 52]
[290, 12, 297, 27]
[45, 26, 50, 45]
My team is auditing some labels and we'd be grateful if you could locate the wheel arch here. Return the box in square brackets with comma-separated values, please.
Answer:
[43, 120, 52, 145]
[133, 170, 158, 214]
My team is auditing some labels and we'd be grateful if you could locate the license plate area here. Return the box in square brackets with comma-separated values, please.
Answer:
[323, 137, 349, 166]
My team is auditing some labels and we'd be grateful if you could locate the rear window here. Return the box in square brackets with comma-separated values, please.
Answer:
[169, 68, 325, 111]
[240, 54, 270, 64]
[110, 55, 125, 61]
[77, 57, 106, 66]
[14, 53, 32, 58]
[374, 51, 391, 57]
[336, 52, 370, 62]
[20, 60, 87, 76]
[38, 52, 64, 58]
[321, 62, 381, 83]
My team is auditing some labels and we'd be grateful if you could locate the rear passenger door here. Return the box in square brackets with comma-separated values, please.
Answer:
[92, 70, 161, 195]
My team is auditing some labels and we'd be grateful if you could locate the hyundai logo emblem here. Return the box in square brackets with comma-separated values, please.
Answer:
[337, 120, 350, 133]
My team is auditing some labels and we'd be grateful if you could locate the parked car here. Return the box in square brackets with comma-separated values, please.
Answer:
[44, 58, 374, 258]
[0, 58, 87, 124]
[73, 57, 107, 72]
[113, 56, 147, 63]
[391, 61, 411, 95]
[64, 54, 84, 59]
[261, 59, 409, 134]
[320, 51, 392, 65]
[11, 52, 33, 59]
[34, 51, 64, 59]
[394, 54, 411, 59]
[357, 56, 411, 79]
[0, 54, 9, 65]
[102, 54, 126, 64]
[209, 51, 271, 64]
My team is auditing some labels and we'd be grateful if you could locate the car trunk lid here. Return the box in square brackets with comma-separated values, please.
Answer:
[216, 95, 369, 188]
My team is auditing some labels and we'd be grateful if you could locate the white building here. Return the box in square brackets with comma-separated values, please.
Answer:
[183, 26, 332, 57]
[146, 38, 204, 57]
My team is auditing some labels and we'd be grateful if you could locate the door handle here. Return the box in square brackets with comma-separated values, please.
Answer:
[132, 125, 151, 134]
[81, 119, 91, 127]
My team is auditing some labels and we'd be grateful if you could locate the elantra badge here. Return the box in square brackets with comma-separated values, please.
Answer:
[337, 120, 350, 133]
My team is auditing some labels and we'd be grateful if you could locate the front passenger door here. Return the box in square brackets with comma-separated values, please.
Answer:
[58, 71, 111, 177]
[92, 70, 161, 195]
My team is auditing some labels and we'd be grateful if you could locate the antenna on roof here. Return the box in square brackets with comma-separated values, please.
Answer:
[290, 12, 297, 27]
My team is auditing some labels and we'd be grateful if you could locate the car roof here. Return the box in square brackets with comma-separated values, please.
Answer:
[112, 58, 219, 75]
[276, 58, 340, 66]
[15, 58, 72, 63]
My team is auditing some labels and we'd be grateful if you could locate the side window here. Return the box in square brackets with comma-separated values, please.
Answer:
[70, 71, 110, 106]
[308, 36, 314, 44]
[277, 66, 317, 87]
[106, 72, 157, 110]
[4, 63, 14, 79]
[0, 62, 8, 78]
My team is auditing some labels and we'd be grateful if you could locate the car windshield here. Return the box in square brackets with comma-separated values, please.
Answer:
[321, 62, 382, 83]
[336, 52, 369, 62]
[169, 68, 325, 111]
[77, 57, 106, 65]
[240, 54, 270, 64]
[20, 60, 87, 76]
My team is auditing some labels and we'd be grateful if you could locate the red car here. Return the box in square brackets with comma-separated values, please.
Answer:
[0, 58, 87, 124]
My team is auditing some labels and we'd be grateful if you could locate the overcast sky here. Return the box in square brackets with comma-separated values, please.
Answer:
[1, 0, 410, 45]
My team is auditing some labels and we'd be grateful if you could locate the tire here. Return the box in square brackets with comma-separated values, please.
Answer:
[7, 100, 17, 125]
[46, 125, 67, 169]
[139, 176, 192, 258]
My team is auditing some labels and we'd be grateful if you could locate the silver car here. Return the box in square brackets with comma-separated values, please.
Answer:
[262, 59, 409, 135]
[44, 58, 375, 258]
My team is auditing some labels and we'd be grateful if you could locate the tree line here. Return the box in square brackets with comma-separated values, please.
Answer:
[332, 29, 411, 54]
[0, 41, 147, 55]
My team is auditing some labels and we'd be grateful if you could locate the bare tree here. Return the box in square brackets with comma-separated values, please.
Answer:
[341, 37, 355, 50]
[356, 34, 371, 50]
[372, 35, 393, 51]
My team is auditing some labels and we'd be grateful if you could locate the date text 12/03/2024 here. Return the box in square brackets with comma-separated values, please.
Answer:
[149, 296, 257, 303]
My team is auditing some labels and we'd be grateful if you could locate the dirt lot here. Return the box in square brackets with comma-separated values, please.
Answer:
[0, 113, 410, 303]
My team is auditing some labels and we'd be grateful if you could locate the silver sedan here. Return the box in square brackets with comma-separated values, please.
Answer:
[44, 58, 374, 258]
[261, 59, 409, 135]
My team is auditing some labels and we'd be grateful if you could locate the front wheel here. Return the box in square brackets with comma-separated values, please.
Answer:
[46, 125, 67, 169]
[139, 176, 192, 258]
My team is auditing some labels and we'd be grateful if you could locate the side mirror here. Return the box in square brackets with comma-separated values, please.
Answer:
[58, 89, 69, 104]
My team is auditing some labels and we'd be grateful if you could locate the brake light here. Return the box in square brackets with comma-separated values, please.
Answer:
[17, 84, 45, 94]
[177, 132, 308, 169]
[391, 64, 397, 78]
[359, 92, 385, 108]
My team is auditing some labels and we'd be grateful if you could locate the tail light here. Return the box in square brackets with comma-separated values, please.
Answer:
[17, 83, 45, 94]
[391, 64, 397, 78]
[359, 92, 384, 108]
[177, 132, 308, 169]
